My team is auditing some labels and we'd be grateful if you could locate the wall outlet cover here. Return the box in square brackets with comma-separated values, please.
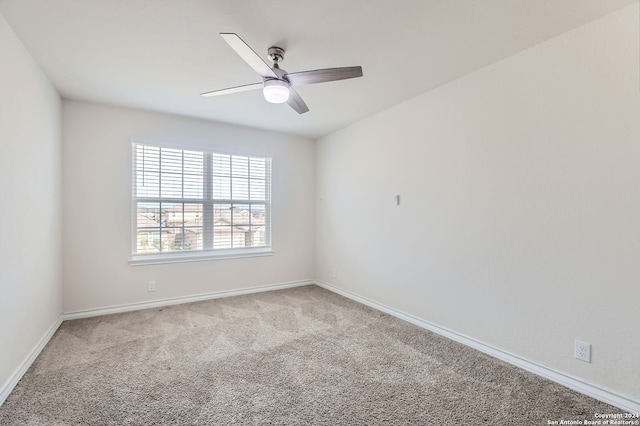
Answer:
[574, 340, 591, 363]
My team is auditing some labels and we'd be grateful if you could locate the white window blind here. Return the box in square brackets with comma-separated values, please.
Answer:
[131, 143, 272, 262]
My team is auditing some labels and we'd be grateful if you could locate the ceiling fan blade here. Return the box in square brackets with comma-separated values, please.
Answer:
[200, 82, 262, 97]
[220, 33, 277, 79]
[286, 87, 309, 114]
[284, 66, 363, 86]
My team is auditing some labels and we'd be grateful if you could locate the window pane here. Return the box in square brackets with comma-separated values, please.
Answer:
[249, 157, 266, 179]
[137, 231, 161, 254]
[233, 204, 251, 227]
[137, 202, 161, 228]
[175, 227, 203, 251]
[212, 153, 230, 176]
[232, 177, 249, 200]
[231, 204, 253, 248]
[133, 143, 271, 256]
[213, 226, 232, 249]
[184, 204, 204, 251]
[158, 229, 172, 252]
[165, 227, 193, 251]
[136, 202, 160, 253]
[214, 203, 231, 220]
[184, 173, 203, 199]
[212, 176, 231, 199]
[161, 148, 183, 173]
[249, 178, 265, 201]
[136, 171, 159, 198]
[183, 150, 203, 174]
[183, 151, 203, 199]
[183, 203, 203, 227]
[250, 204, 266, 225]
[157, 203, 176, 252]
[161, 203, 182, 226]
[137, 145, 159, 171]
[231, 155, 249, 177]
[160, 172, 182, 198]
[233, 229, 246, 248]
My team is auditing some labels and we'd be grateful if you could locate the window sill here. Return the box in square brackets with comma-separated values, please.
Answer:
[129, 247, 274, 266]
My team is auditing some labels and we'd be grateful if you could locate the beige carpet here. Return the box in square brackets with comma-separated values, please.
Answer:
[0, 285, 620, 425]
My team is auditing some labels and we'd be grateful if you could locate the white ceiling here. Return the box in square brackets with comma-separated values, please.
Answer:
[0, 0, 635, 139]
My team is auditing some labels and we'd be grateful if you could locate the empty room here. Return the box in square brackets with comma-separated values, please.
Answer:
[1, 0, 639, 424]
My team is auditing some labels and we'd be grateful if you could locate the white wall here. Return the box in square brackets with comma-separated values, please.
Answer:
[0, 13, 62, 393]
[316, 4, 640, 402]
[62, 101, 315, 313]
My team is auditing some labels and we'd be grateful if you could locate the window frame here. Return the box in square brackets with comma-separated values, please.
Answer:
[129, 141, 273, 266]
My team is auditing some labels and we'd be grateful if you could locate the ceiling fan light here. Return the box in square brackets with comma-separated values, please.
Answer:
[263, 79, 290, 104]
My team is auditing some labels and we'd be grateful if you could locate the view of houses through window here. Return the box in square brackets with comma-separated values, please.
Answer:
[132, 143, 271, 257]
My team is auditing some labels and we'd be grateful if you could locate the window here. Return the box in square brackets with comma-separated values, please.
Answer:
[131, 142, 272, 264]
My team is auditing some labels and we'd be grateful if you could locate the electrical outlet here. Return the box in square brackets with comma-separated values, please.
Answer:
[574, 340, 591, 363]
[148, 281, 156, 292]
[331, 268, 337, 279]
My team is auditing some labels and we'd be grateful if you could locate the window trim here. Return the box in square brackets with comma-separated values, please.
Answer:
[129, 247, 274, 266]
[130, 141, 273, 265]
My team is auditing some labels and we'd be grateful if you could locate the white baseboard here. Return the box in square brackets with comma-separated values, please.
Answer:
[0, 314, 64, 407]
[64, 279, 314, 320]
[314, 280, 640, 414]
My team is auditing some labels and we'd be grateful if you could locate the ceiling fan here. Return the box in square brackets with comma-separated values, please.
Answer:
[200, 33, 363, 114]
